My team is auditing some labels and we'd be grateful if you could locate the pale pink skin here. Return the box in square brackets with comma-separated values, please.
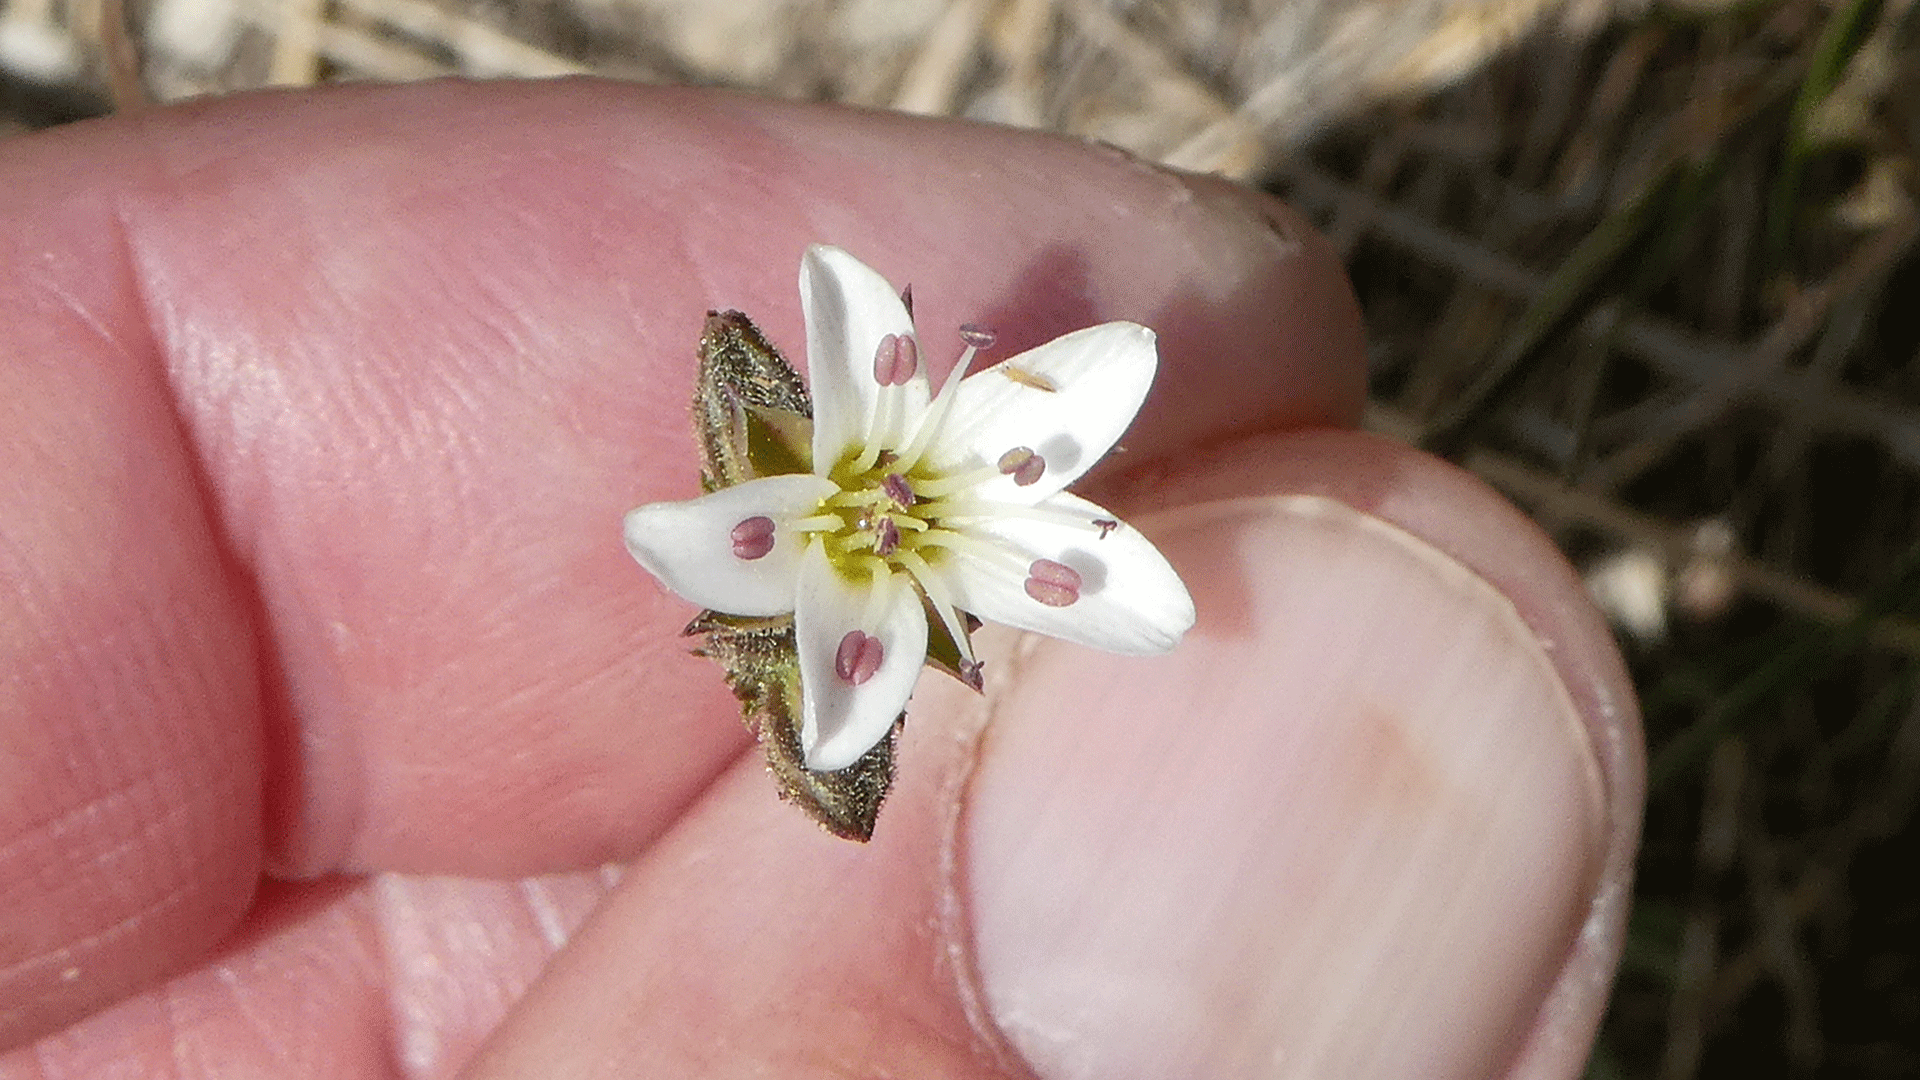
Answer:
[0, 81, 1640, 1080]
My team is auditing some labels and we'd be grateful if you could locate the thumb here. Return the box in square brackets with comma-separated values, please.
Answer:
[965, 430, 1640, 1079]
[459, 431, 1639, 1080]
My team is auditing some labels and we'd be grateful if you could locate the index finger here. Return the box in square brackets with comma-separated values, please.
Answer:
[0, 77, 1363, 1045]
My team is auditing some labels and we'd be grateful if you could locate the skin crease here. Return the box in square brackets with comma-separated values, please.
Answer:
[0, 80, 1639, 1079]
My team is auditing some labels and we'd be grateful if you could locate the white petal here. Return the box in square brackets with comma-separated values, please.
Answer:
[622, 474, 838, 616]
[937, 492, 1194, 655]
[927, 322, 1157, 504]
[794, 543, 929, 771]
[800, 246, 925, 471]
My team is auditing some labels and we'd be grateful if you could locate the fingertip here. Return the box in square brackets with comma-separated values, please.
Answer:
[963, 433, 1640, 1080]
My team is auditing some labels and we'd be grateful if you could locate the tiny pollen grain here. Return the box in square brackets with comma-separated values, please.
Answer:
[998, 365, 1058, 392]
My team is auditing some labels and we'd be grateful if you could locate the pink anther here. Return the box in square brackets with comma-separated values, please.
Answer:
[1093, 518, 1119, 539]
[730, 516, 776, 560]
[881, 472, 915, 507]
[874, 517, 901, 557]
[958, 324, 996, 349]
[1024, 558, 1083, 607]
[834, 630, 885, 686]
[872, 333, 919, 386]
[997, 447, 1046, 487]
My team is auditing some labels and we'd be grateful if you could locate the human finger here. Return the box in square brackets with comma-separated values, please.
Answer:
[0, 78, 1362, 1046]
[459, 439, 1638, 1079]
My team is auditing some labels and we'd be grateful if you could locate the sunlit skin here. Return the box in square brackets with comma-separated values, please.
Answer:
[0, 80, 1639, 1080]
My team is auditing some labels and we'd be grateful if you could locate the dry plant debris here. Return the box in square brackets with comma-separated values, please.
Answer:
[2, 0, 1918, 1075]
[1276, 4, 1920, 1074]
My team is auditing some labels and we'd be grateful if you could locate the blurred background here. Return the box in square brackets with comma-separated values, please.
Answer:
[2, 0, 1915, 1075]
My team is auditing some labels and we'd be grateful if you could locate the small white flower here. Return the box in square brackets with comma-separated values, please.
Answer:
[625, 246, 1195, 771]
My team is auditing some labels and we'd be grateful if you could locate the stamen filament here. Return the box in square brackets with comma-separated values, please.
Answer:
[828, 533, 870, 555]
[789, 514, 845, 533]
[935, 503, 1116, 532]
[905, 527, 1031, 577]
[894, 547, 975, 667]
[912, 462, 1004, 499]
[850, 390, 893, 474]
[892, 341, 976, 473]
[907, 495, 980, 519]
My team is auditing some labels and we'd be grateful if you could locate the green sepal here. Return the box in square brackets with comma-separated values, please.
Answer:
[685, 610, 896, 841]
[693, 310, 813, 491]
[686, 310, 896, 841]
[741, 403, 813, 482]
